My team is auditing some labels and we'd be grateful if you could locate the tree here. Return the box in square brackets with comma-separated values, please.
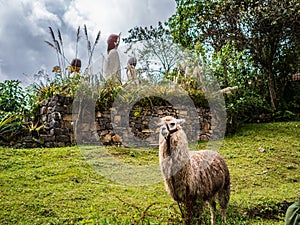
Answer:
[168, 0, 300, 110]
[123, 22, 183, 76]
[211, 43, 271, 131]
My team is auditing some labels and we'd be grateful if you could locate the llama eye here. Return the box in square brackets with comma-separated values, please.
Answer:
[170, 122, 176, 127]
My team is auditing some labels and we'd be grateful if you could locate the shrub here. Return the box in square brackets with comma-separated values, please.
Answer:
[0, 113, 25, 142]
[0, 80, 33, 114]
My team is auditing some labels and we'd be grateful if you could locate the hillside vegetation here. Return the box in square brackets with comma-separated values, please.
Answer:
[0, 122, 299, 224]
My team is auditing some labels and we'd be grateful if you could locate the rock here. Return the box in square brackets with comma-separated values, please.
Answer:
[50, 112, 61, 121]
[49, 120, 60, 128]
[199, 134, 210, 141]
[114, 115, 121, 123]
[40, 135, 55, 142]
[52, 105, 64, 112]
[96, 111, 102, 118]
[259, 147, 265, 152]
[41, 115, 48, 122]
[100, 130, 109, 136]
[56, 135, 70, 142]
[45, 142, 54, 148]
[112, 134, 122, 143]
[63, 114, 73, 121]
[40, 106, 47, 115]
[102, 134, 112, 144]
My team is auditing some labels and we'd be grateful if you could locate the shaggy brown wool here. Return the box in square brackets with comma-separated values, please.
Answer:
[159, 116, 230, 225]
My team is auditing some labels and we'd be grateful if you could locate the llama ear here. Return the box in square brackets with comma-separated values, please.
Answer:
[156, 119, 165, 127]
[176, 119, 185, 124]
[157, 121, 163, 126]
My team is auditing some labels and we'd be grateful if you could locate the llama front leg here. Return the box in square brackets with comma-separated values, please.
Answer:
[183, 198, 194, 225]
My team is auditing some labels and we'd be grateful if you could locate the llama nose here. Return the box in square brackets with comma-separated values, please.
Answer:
[161, 127, 169, 137]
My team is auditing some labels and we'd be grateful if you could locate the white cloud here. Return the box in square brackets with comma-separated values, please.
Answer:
[0, 0, 176, 84]
[63, 0, 176, 38]
[0, 59, 9, 82]
[27, 2, 62, 35]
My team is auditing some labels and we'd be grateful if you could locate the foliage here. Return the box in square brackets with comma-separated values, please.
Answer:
[210, 43, 272, 132]
[0, 74, 82, 142]
[0, 113, 25, 142]
[83, 24, 101, 73]
[273, 110, 300, 122]
[168, 0, 300, 110]
[0, 80, 34, 115]
[45, 27, 69, 77]
[29, 67, 208, 115]
[96, 80, 123, 111]
[0, 122, 299, 224]
[165, 68, 208, 107]
[29, 70, 81, 103]
[0, 80, 42, 142]
[124, 21, 170, 42]
[45, 25, 101, 77]
[281, 81, 300, 114]
[123, 22, 183, 77]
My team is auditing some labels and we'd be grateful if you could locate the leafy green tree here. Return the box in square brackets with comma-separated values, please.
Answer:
[123, 22, 183, 76]
[168, 0, 300, 110]
[211, 43, 271, 131]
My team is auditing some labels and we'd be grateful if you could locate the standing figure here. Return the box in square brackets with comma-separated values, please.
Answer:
[103, 34, 122, 85]
[126, 56, 138, 83]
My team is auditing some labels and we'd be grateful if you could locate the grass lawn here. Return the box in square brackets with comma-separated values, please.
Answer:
[0, 122, 299, 224]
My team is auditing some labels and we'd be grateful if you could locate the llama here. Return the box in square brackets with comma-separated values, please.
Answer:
[158, 116, 230, 225]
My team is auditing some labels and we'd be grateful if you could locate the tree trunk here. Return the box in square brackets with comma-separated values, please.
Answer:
[267, 72, 277, 110]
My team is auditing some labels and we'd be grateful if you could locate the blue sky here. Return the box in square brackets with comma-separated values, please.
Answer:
[0, 0, 176, 85]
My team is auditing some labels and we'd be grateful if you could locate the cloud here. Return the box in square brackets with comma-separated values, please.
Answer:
[64, 0, 176, 39]
[25, 2, 62, 35]
[0, 0, 176, 85]
[0, 59, 9, 82]
[0, 1, 59, 83]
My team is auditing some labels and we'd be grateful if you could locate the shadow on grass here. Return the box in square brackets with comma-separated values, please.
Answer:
[165, 200, 291, 225]
[246, 200, 293, 220]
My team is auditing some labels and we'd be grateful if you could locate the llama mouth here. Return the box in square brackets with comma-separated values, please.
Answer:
[161, 127, 169, 137]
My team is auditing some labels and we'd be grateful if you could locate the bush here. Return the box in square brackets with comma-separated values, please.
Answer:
[0, 112, 25, 142]
[0, 80, 33, 114]
[0, 80, 37, 142]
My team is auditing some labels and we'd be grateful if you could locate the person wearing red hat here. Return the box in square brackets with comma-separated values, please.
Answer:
[103, 34, 122, 85]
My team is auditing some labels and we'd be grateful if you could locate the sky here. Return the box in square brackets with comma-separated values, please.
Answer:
[0, 0, 176, 86]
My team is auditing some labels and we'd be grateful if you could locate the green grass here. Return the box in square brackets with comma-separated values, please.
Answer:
[0, 122, 299, 224]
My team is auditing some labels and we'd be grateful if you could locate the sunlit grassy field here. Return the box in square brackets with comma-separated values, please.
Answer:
[0, 122, 299, 224]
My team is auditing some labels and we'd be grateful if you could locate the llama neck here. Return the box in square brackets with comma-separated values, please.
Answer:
[159, 129, 190, 162]
[166, 131, 191, 201]
[169, 130, 190, 164]
[159, 130, 191, 184]
[165, 135, 172, 157]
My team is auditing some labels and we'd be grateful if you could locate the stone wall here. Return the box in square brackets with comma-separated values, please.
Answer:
[29, 95, 74, 148]
[14, 95, 214, 148]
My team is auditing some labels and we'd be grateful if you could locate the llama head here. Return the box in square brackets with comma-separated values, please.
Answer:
[159, 116, 185, 138]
